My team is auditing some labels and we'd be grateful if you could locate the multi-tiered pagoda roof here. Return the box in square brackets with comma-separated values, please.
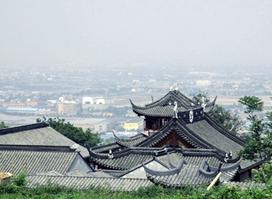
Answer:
[88, 90, 263, 188]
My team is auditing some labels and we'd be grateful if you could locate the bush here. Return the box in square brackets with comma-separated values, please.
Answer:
[0, 173, 27, 194]
[1, 174, 272, 199]
[37, 117, 101, 147]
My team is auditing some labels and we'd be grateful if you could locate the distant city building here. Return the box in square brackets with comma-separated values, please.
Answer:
[82, 97, 105, 105]
[82, 97, 107, 114]
[195, 80, 211, 87]
[82, 97, 94, 105]
[5, 107, 38, 114]
[94, 98, 106, 105]
[122, 122, 139, 131]
[90, 121, 108, 133]
[57, 101, 80, 116]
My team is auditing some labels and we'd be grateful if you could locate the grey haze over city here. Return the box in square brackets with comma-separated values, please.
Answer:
[0, 0, 272, 135]
[0, 0, 272, 72]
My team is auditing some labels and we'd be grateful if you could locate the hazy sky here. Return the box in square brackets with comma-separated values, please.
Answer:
[0, 0, 272, 70]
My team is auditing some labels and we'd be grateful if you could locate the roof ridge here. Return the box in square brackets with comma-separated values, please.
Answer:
[170, 119, 240, 161]
[131, 91, 196, 110]
[27, 175, 150, 181]
[204, 114, 245, 146]
[137, 119, 176, 146]
[91, 142, 119, 150]
[0, 122, 48, 136]
[175, 119, 219, 149]
[112, 131, 147, 148]
[171, 90, 193, 109]
[0, 144, 76, 152]
[143, 92, 172, 108]
[89, 146, 177, 160]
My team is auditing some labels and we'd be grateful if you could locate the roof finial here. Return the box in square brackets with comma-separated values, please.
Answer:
[224, 151, 232, 162]
[173, 101, 178, 118]
[108, 149, 113, 159]
[201, 96, 207, 111]
[70, 143, 80, 151]
[189, 110, 194, 123]
[174, 84, 179, 91]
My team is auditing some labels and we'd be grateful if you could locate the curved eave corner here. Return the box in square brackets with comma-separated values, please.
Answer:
[130, 99, 149, 117]
[205, 96, 217, 113]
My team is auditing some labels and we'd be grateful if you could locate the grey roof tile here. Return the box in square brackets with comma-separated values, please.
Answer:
[144, 153, 240, 187]
[0, 149, 78, 175]
[0, 123, 89, 157]
[113, 133, 148, 147]
[130, 90, 201, 117]
[27, 175, 153, 191]
[186, 117, 244, 157]
[89, 147, 176, 170]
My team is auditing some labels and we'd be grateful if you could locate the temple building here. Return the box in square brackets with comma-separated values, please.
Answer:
[89, 90, 264, 187]
[0, 90, 265, 190]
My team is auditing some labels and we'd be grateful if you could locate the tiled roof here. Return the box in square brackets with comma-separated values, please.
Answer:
[0, 122, 89, 157]
[130, 90, 199, 117]
[91, 133, 148, 154]
[92, 142, 122, 153]
[0, 146, 79, 175]
[27, 175, 153, 191]
[120, 159, 170, 179]
[131, 104, 188, 117]
[130, 90, 216, 117]
[89, 147, 172, 170]
[137, 119, 215, 150]
[89, 146, 239, 173]
[186, 115, 244, 157]
[144, 152, 240, 187]
[132, 117, 244, 159]
[113, 132, 148, 147]
[143, 90, 196, 109]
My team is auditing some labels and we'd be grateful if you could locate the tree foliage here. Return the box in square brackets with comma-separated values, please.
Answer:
[239, 96, 272, 160]
[0, 180, 271, 199]
[0, 121, 8, 129]
[239, 96, 264, 114]
[193, 93, 243, 134]
[253, 160, 272, 184]
[36, 117, 101, 147]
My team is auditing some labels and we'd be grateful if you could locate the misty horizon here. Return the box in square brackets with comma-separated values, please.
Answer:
[0, 0, 272, 71]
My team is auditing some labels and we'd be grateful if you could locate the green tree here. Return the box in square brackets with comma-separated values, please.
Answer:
[0, 121, 8, 129]
[193, 93, 243, 134]
[239, 96, 272, 160]
[37, 117, 101, 147]
[239, 96, 264, 114]
[252, 160, 272, 183]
